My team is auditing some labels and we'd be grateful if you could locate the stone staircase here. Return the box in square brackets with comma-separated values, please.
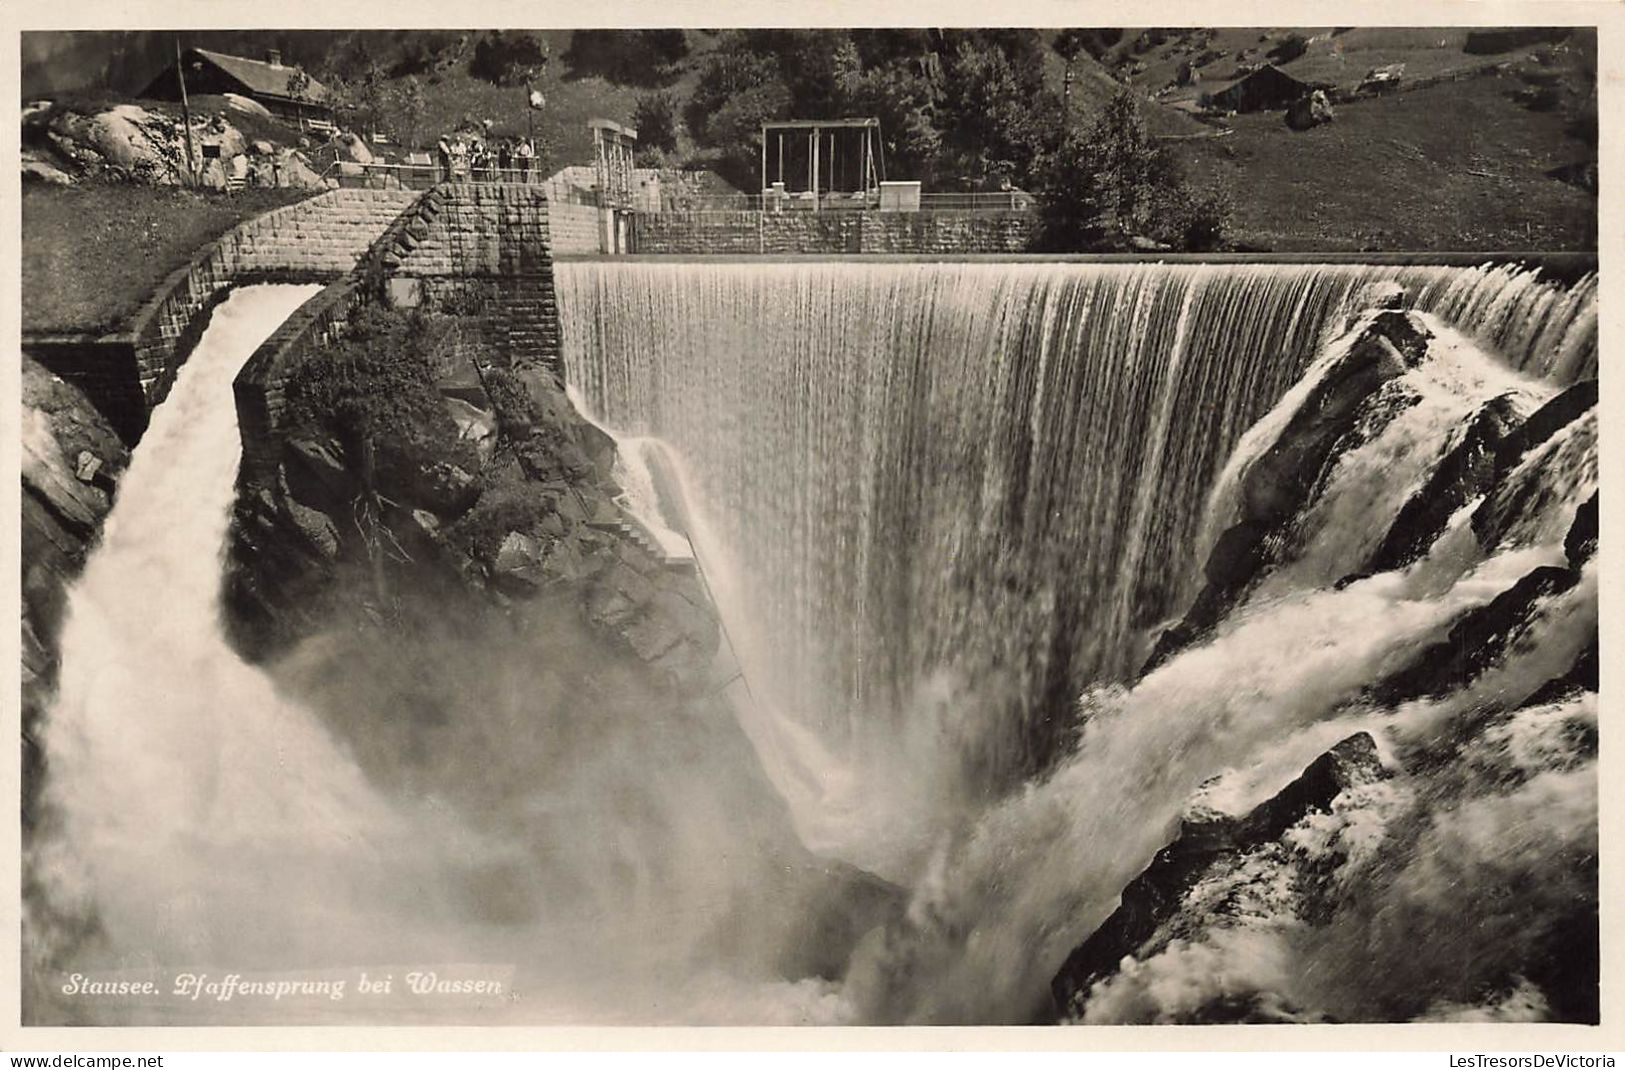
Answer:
[583, 499, 695, 573]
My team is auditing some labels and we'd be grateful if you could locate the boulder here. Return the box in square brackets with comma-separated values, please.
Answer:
[1146, 312, 1432, 671]
[333, 131, 374, 165]
[1364, 393, 1522, 573]
[1488, 379, 1596, 485]
[445, 397, 498, 462]
[1473, 402, 1596, 554]
[1351, 280, 1407, 312]
[1239, 311, 1424, 526]
[223, 93, 273, 118]
[408, 460, 478, 516]
[277, 149, 325, 190]
[1371, 564, 1581, 705]
[1050, 733, 1387, 1021]
[284, 434, 353, 506]
[1564, 492, 1598, 568]
[21, 155, 74, 186]
[1285, 89, 1335, 130]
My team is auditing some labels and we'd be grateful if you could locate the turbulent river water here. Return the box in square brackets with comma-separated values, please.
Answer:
[28, 262, 1599, 1025]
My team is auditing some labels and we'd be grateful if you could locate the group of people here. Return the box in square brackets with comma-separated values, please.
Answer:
[436, 131, 537, 183]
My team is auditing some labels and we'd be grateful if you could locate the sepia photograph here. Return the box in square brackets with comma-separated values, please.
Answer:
[9, 3, 1611, 1045]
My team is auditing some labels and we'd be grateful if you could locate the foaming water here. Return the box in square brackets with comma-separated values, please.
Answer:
[557, 260, 1595, 875]
[31, 287, 458, 977]
[30, 258, 1596, 1025]
[29, 286, 865, 1026]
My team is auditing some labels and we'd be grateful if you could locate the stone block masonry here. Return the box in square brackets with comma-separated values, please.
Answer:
[385, 183, 558, 368]
[236, 182, 559, 484]
[631, 210, 1036, 255]
[548, 202, 604, 255]
[23, 188, 418, 445]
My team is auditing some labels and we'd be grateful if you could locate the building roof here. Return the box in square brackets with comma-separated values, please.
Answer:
[192, 48, 331, 104]
[1211, 63, 1309, 97]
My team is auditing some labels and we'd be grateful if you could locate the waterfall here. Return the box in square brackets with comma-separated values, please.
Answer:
[556, 260, 1596, 877]
[28, 285, 863, 1026]
[28, 258, 1595, 1026]
[30, 287, 454, 986]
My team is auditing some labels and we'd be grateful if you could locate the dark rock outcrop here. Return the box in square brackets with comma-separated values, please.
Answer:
[1364, 394, 1522, 574]
[1146, 311, 1428, 672]
[1564, 492, 1598, 567]
[1285, 89, 1335, 130]
[223, 309, 903, 987]
[20, 356, 130, 828]
[1050, 733, 1388, 1021]
[1472, 380, 1597, 551]
[1371, 565, 1580, 706]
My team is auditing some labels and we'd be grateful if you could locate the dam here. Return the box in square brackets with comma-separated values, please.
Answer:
[24, 192, 1601, 1025]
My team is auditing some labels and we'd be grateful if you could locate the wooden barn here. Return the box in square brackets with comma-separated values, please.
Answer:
[141, 47, 334, 131]
[1206, 63, 1313, 113]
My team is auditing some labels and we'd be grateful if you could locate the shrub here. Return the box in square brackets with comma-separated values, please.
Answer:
[446, 478, 553, 562]
[283, 307, 472, 470]
[469, 31, 549, 87]
[633, 92, 679, 153]
[1269, 34, 1310, 65]
[1034, 89, 1229, 253]
[480, 366, 542, 435]
[562, 30, 689, 86]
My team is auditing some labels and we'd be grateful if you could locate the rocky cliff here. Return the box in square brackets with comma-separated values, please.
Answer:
[23, 99, 330, 191]
[1053, 306, 1599, 1024]
[21, 356, 130, 830]
[223, 305, 900, 985]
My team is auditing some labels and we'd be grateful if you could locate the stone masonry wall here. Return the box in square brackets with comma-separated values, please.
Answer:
[131, 189, 418, 406]
[23, 188, 417, 445]
[630, 210, 1036, 255]
[236, 182, 558, 484]
[548, 202, 603, 255]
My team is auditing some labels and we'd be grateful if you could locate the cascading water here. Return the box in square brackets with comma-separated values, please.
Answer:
[29, 286, 866, 1026]
[557, 259, 1596, 880]
[27, 286, 467, 1011]
[28, 259, 1597, 1027]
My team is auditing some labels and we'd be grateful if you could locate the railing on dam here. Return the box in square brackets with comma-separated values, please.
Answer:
[322, 162, 1036, 214]
[324, 161, 554, 191]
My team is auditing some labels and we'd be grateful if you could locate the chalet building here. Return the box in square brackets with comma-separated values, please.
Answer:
[141, 47, 334, 132]
[1206, 63, 1314, 113]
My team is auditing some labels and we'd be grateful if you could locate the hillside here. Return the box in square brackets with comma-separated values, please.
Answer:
[1170, 67, 1596, 251]
[20, 27, 1598, 252]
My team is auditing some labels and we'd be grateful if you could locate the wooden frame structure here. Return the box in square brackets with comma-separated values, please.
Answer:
[760, 118, 886, 210]
[591, 118, 638, 210]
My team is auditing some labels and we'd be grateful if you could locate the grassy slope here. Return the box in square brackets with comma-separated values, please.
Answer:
[22, 184, 313, 334]
[1169, 69, 1596, 251]
[1098, 27, 1597, 251]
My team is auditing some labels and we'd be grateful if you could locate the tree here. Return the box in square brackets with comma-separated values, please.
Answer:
[285, 68, 312, 131]
[832, 48, 942, 187]
[684, 37, 789, 185]
[633, 91, 679, 153]
[561, 30, 688, 86]
[469, 31, 548, 87]
[372, 77, 427, 149]
[1269, 33, 1310, 65]
[935, 38, 1060, 190]
[1034, 88, 1229, 251]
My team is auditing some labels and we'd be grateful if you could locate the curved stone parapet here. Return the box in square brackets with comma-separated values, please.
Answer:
[23, 188, 419, 444]
[233, 182, 558, 486]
